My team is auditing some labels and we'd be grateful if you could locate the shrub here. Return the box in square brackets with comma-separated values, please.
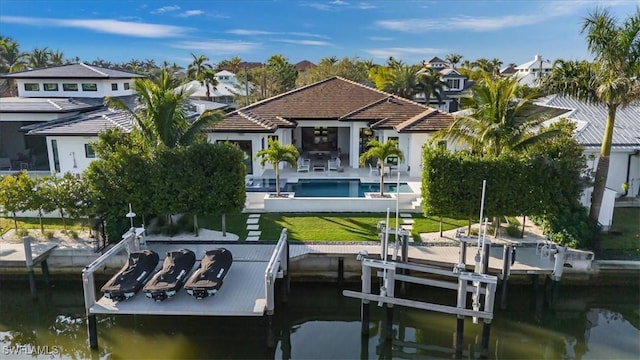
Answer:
[16, 229, 29, 237]
[45, 231, 55, 239]
[69, 230, 79, 239]
[505, 223, 521, 238]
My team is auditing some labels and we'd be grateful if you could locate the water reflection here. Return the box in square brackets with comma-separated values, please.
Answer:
[0, 278, 638, 359]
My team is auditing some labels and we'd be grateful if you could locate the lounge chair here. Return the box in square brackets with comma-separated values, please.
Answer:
[369, 163, 380, 176]
[297, 157, 310, 172]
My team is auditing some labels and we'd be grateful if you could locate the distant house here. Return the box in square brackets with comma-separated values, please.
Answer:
[415, 58, 473, 113]
[177, 70, 248, 109]
[514, 54, 553, 87]
[294, 60, 317, 73]
[536, 95, 640, 200]
[0, 64, 143, 173]
[205, 76, 454, 177]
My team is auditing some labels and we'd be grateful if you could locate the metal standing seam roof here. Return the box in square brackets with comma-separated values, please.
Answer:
[536, 95, 640, 148]
[0, 63, 145, 79]
[0, 97, 104, 113]
[25, 108, 134, 136]
[206, 76, 454, 133]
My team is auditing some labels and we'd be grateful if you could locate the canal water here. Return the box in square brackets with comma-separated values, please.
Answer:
[0, 276, 638, 359]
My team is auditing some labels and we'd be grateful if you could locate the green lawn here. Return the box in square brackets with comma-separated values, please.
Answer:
[0, 217, 86, 233]
[598, 208, 640, 259]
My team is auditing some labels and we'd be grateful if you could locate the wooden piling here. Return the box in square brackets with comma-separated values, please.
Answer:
[338, 257, 344, 286]
[500, 245, 512, 310]
[87, 314, 98, 349]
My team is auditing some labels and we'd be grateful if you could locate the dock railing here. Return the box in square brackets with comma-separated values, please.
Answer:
[264, 228, 289, 314]
[82, 227, 144, 313]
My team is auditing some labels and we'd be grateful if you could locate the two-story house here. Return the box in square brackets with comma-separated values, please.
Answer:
[415, 57, 473, 113]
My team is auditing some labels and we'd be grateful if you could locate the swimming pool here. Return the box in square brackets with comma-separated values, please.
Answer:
[285, 179, 412, 197]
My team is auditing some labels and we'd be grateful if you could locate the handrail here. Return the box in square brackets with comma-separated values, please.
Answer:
[264, 228, 288, 313]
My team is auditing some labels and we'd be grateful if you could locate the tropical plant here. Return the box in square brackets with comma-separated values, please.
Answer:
[542, 7, 640, 222]
[107, 68, 223, 148]
[381, 65, 422, 99]
[0, 37, 27, 73]
[416, 67, 446, 105]
[254, 138, 299, 197]
[0, 171, 33, 230]
[359, 139, 404, 196]
[28, 47, 49, 68]
[445, 53, 463, 69]
[48, 49, 65, 66]
[187, 53, 213, 81]
[437, 75, 559, 157]
[217, 56, 243, 73]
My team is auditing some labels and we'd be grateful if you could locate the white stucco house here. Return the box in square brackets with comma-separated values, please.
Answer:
[535, 94, 640, 202]
[415, 57, 474, 113]
[205, 76, 455, 178]
[0, 63, 143, 174]
[514, 54, 553, 87]
[177, 70, 249, 109]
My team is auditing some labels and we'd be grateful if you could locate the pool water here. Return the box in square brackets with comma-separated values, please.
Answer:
[285, 179, 412, 197]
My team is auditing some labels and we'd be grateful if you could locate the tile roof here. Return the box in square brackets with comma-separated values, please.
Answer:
[206, 76, 453, 133]
[1, 63, 145, 79]
[536, 95, 640, 149]
[24, 108, 134, 136]
[0, 97, 104, 113]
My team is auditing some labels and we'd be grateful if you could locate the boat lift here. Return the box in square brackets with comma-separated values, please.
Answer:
[343, 180, 499, 357]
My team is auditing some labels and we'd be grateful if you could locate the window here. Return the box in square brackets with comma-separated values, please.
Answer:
[63, 83, 78, 91]
[51, 140, 60, 173]
[82, 83, 98, 91]
[111, 83, 118, 91]
[123, 82, 130, 90]
[447, 79, 460, 90]
[24, 83, 40, 91]
[84, 144, 96, 158]
[43, 83, 59, 91]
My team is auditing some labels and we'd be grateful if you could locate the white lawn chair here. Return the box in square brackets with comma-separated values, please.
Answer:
[369, 163, 380, 176]
[328, 157, 341, 171]
[297, 157, 310, 172]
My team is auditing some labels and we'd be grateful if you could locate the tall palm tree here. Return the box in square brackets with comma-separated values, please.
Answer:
[107, 68, 223, 148]
[437, 75, 559, 157]
[416, 67, 447, 105]
[0, 37, 28, 95]
[359, 139, 404, 197]
[28, 47, 49, 68]
[200, 69, 219, 101]
[187, 53, 213, 81]
[48, 49, 65, 66]
[217, 56, 242, 73]
[445, 53, 463, 69]
[255, 138, 299, 197]
[542, 7, 640, 222]
[382, 65, 421, 99]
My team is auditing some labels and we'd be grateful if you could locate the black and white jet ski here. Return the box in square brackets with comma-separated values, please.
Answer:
[143, 248, 196, 302]
[101, 249, 159, 302]
[184, 248, 233, 299]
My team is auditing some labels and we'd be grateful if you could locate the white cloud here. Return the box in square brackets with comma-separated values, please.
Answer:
[369, 36, 393, 41]
[301, 0, 373, 11]
[172, 40, 261, 54]
[364, 47, 445, 60]
[331, 0, 350, 5]
[228, 29, 331, 39]
[227, 29, 276, 36]
[274, 39, 332, 46]
[357, 2, 376, 9]
[152, 5, 180, 14]
[0, 16, 188, 38]
[179, 10, 204, 17]
[377, 14, 544, 32]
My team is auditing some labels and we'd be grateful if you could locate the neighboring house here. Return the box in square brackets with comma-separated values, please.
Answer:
[294, 60, 317, 74]
[535, 94, 640, 201]
[0, 63, 143, 173]
[205, 76, 454, 177]
[514, 54, 553, 87]
[415, 58, 473, 113]
[178, 70, 248, 108]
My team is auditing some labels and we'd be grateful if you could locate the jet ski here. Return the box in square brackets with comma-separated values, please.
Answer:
[101, 249, 159, 302]
[184, 248, 233, 299]
[143, 248, 196, 302]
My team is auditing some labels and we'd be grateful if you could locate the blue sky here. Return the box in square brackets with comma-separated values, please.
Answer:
[1, 0, 637, 68]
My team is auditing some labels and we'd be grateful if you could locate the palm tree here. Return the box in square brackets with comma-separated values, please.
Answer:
[255, 138, 299, 197]
[416, 67, 447, 105]
[359, 139, 404, 197]
[187, 53, 213, 81]
[28, 47, 49, 68]
[437, 75, 560, 157]
[542, 7, 640, 222]
[382, 65, 421, 99]
[217, 56, 242, 73]
[445, 53, 463, 69]
[0, 37, 28, 95]
[200, 69, 219, 101]
[107, 68, 223, 148]
[48, 49, 65, 66]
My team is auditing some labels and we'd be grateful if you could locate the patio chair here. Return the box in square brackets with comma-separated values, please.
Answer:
[369, 163, 380, 176]
[328, 157, 341, 172]
[297, 157, 310, 172]
[0, 158, 11, 171]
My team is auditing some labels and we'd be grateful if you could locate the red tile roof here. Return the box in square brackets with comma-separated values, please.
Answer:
[206, 76, 453, 133]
